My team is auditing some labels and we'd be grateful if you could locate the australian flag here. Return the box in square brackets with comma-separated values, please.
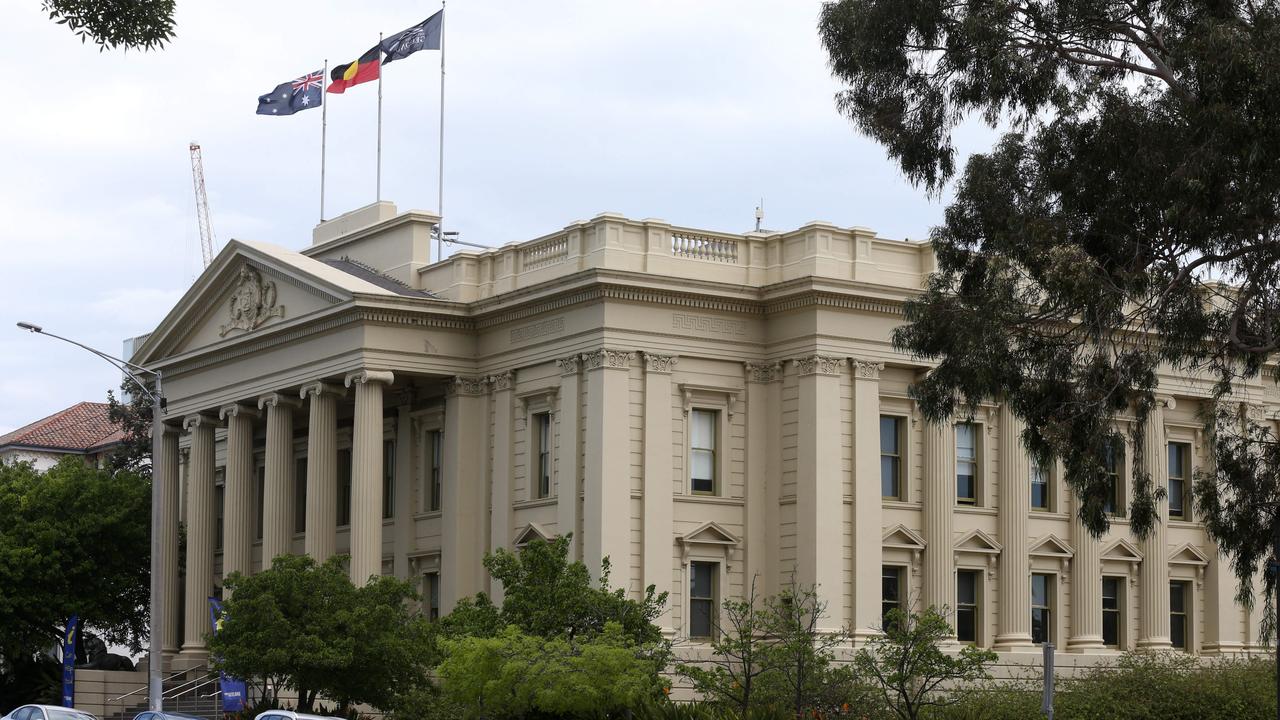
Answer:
[381, 11, 443, 64]
[256, 69, 324, 116]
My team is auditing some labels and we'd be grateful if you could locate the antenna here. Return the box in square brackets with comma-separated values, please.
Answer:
[189, 142, 217, 268]
[754, 198, 764, 232]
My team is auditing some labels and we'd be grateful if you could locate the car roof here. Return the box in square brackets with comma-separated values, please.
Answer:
[253, 713, 343, 720]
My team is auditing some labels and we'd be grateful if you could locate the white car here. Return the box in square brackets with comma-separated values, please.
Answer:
[1, 706, 97, 720]
[253, 713, 344, 720]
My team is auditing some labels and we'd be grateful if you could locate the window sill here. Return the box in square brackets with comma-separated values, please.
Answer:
[1030, 511, 1070, 520]
[414, 510, 443, 519]
[954, 505, 998, 516]
[513, 497, 558, 510]
[1168, 519, 1199, 528]
[881, 499, 920, 510]
[676, 494, 744, 507]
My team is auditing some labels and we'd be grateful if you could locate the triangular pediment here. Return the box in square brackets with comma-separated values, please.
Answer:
[513, 522, 555, 548]
[134, 239, 401, 365]
[1101, 537, 1144, 563]
[1169, 543, 1209, 566]
[882, 524, 927, 551]
[678, 521, 739, 547]
[1029, 533, 1074, 559]
[954, 529, 1003, 555]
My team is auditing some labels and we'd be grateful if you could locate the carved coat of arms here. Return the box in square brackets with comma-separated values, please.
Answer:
[219, 265, 286, 337]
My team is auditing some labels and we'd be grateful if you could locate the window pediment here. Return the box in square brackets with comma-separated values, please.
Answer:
[882, 524, 926, 551]
[676, 521, 740, 567]
[1029, 533, 1074, 559]
[1168, 543, 1209, 567]
[1102, 537, 1144, 563]
[954, 528, 1002, 555]
[513, 522, 556, 549]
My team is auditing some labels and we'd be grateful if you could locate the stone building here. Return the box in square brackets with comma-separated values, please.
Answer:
[132, 201, 1268, 668]
[0, 401, 124, 471]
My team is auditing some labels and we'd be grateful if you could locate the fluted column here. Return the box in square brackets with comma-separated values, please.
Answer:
[556, 356, 583, 561]
[259, 393, 300, 564]
[644, 353, 677, 632]
[159, 425, 182, 657]
[1138, 397, 1173, 650]
[1069, 493, 1104, 651]
[922, 415, 955, 631]
[994, 404, 1034, 650]
[851, 359, 884, 644]
[345, 370, 394, 585]
[218, 403, 257, 583]
[181, 414, 219, 654]
[301, 383, 344, 561]
[795, 354, 847, 631]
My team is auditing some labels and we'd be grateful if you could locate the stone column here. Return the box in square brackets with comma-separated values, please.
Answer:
[345, 369, 394, 585]
[442, 376, 489, 612]
[644, 353, 677, 631]
[218, 403, 258, 583]
[744, 362, 781, 596]
[556, 356, 583, 561]
[301, 382, 344, 562]
[1069, 493, 1104, 651]
[994, 404, 1034, 650]
[851, 359, 884, 644]
[922, 414, 955, 629]
[583, 349, 635, 589]
[795, 354, 847, 631]
[181, 414, 219, 655]
[1205, 542, 1245, 655]
[259, 393, 300, 564]
[393, 398, 414, 579]
[489, 372, 515, 603]
[1138, 397, 1174, 650]
[159, 425, 182, 657]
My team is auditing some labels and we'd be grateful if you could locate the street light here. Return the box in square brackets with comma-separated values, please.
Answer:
[17, 322, 167, 712]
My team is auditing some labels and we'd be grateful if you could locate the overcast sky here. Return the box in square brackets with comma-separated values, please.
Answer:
[0, 1, 995, 435]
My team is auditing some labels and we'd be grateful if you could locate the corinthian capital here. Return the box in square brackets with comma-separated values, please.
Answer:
[582, 348, 636, 371]
[793, 354, 846, 377]
[850, 359, 884, 381]
[644, 353, 678, 374]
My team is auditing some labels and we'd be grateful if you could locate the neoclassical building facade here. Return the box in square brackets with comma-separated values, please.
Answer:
[134, 202, 1270, 668]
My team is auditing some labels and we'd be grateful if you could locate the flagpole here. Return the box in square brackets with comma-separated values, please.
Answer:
[377, 33, 384, 203]
[437, 0, 447, 262]
[321, 59, 329, 222]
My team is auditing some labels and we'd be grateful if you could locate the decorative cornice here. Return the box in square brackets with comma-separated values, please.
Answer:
[582, 348, 635, 371]
[556, 354, 582, 376]
[218, 403, 259, 422]
[299, 382, 347, 401]
[643, 353, 678, 374]
[765, 291, 903, 318]
[851, 359, 885, 381]
[258, 392, 302, 411]
[488, 371, 515, 392]
[344, 369, 396, 388]
[793, 354, 846, 377]
[744, 362, 783, 384]
[448, 376, 489, 397]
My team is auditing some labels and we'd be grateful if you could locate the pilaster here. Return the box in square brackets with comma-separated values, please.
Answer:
[259, 392, 301, 564]
[644, 353, 677, 631]
[994, 404, 1035, 650]
[794, 354, 847, 631]
[583, 348, 635, 588]
[744, 362, 781, 596]
[1137, 396, 1174, 650]
[217, 403, 258, 584]
[556, 355, 583, 561]
[442, 375, 489, 612]
[922, 413, 955, 634]
[345, 369, 395, 585]
[181, 413, 219, 655]
[850, 359, 884, 643]
[1068, 492, 1105, 651]
[159, 425, 182, 657]
[301, 382, 344, 562]
[489, 371, 515, 604]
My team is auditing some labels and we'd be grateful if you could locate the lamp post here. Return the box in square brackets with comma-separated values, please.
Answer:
[17, 322, 167, 712]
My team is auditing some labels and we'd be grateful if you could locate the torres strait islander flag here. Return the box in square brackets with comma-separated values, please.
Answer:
[328, 45, 381, 93]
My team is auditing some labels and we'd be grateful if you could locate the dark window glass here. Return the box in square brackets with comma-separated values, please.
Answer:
[1031, 460, 1050, 510]
[956, 423, 977, 504]
[383, 439, 396, 519]
[337, 448, 353, 526]
[1168, 443, 1189, 520]
[1104, 438, 1123, 516]
[1171, 581, 1189, 650]
[256, 464, 265, 540]
[690, 410, 717, 495]
[690, 561, 717, 638]
[425, 571, 440, 622]
[535, 413, 552, 499]
[215, 482, 225, 551]
[880, 416, 902, 499]
[1102, 577, 1122, 647]
[957, 570, 979, 643]
[1031, 574, 1052, 644]
[295, 457, 307, 533]
[429, 430, 442, 512]
[882, 565, 903, 629]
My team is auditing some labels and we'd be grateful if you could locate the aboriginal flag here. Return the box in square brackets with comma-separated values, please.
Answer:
[328, 45, 381, 94]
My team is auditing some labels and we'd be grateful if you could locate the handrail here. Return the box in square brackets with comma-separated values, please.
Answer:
[107, 667, 193, 703]
[164, 671, 219, 700]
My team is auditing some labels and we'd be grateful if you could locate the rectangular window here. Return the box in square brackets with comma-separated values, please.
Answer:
[1031, 460, 1050, 511]
[1104, 437, 1123, 516]
[1031, 574, 1053, 644]
[295, 458, 307, 533]
[428, 431, 442, 512]
[383, 439, 396, 520]
[425, 571, 440, 622]
[215, 482, 225, 551]
[1168, 442, 1189, 520]
[957, 570, 980, 644]
[690, 409, 717, 495]
[689, 561, 718, 638]
[956, 423, 978, 505]
[337, 448, 352, 526]
[1102, 576, 1123, 648]
[1171, 581, 1189, 650]
[882, 565, 904, 629]
[256, 464, 265, 541]
[534, 412, 552, 499]
[881, 416, 903, 499]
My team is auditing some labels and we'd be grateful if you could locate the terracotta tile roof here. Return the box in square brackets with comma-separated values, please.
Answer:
[0, 401, 126, 453]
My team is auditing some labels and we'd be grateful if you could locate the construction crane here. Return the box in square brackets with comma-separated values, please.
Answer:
[189, 142, 217, 268]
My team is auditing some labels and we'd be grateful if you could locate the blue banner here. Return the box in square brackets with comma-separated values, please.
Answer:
[207, 598, 247, 712]
[61, 615, 78, 707]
